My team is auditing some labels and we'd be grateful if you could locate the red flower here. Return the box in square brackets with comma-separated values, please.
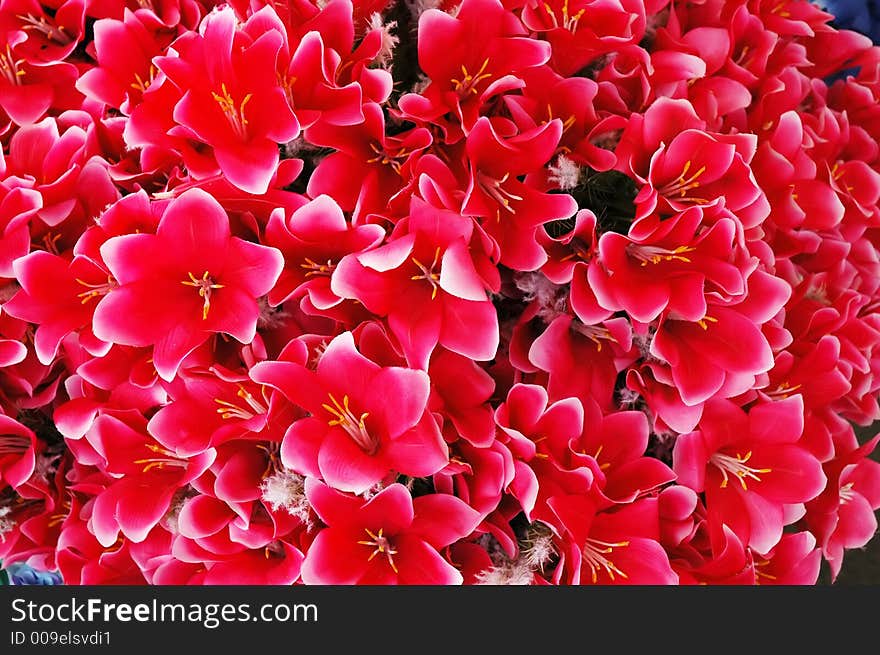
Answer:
[332, 197, 499, 369]
[301, 480, 480, 584]
[398, 0, 551, 137]
[674, 396, 827, 553]
[463, 117, 578, 271]
[84, 412, 216, 546]
[804, 433, 880, 581]
[75, 9, 172, 114]
[306, 102, 432, 218]
[251, 331, 448, 494]
[3, 252, 114, 364]
[155, 5, 300, 193]
[91, 188, 283, 381]
[264, 194, 385, 314]
[587, 206, 749, 324]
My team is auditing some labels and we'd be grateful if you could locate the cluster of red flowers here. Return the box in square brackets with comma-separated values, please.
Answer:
[1, 0, 880, 585]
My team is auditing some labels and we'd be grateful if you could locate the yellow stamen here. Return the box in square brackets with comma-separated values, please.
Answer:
[451, 58, 492, 96]
[710, 451, 771, 491]
[212, 83, 253, 140]
[322, 393, 376, 454]
[658, 159, 709, 203]
[696, 314, 718, 330]
[410, 247, 442, 300]
[357, 527, 399, 573]
[582, 538, 629, 583]
[181, 271, 224, 320]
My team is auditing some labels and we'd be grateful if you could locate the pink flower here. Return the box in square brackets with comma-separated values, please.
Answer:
[251, 331, 448, 494]
[674, 396, 827, 553]
[398, 0, 551, 136]
[751, 532, 821, 585]
[264, 194, 385, 313]
[521, 0, 648, 77]
[83, 412, 216, 546]
[464, 117, 578, 271]
[306, 102, 432, 218]
[0, 31, 80, 126]
[586, 207, 749, 324]
[91, 188, 283, 381]
[553, 495, 678, 585]
[301, 480, 480, 584]
[75, 9, 173, 114]
[155, 5, 300, 193]
[331, 197, 499, 369]
[804, 432, 880, 581]
[3, 251, 114, 364]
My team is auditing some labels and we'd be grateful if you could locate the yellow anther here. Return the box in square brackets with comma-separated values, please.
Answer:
[212, 83, 253, 140]
[182, 271, 224, 320]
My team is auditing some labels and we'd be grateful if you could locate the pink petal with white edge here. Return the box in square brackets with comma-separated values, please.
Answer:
[215, 139, 280, 196]
[223, 238, 284, 297]
[317, 428, 390, 494]
[439, 240, 488, 301]
[300, 527, 369, 584]
[368, 366, 431, 437]
[440, 295, 499, 362]
[359, 483, 415, 534]
[395, 534, 463, 585]
[176, 495, 236, 539]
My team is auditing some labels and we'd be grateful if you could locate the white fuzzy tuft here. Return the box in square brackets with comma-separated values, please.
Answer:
[520, 530, 556, 570]
[617, 387, 642, 408]
[474, 561, 535, 585]
[547, 155, 582, 191]
[368, 13, 399, 69]
[514, 271, 568, 323]
[257, 296, 291, 330]
[474, 523, 557, 585]
[0, 506, 14, 542]
[261, 470, 311, 523]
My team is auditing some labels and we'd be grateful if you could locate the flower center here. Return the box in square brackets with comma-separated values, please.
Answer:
[572, 321, 616, 352]
[753, 557, 777, 583]
[626, 243, 696, 267]
[582, 538, 629, 583]
[839, 482, 855, 504]
[657, 159, 709, 203]
[476, 171, 523, 216]
[76, 275, 118, 304]
[299, 257, 336, 278]
[542, 0, 585, 32]
[322, 393, 378, 455]
[410, 247, 442, 300]
[47, 499, 71, 529]
[212, 83, 253, 140]
[765, 381, 802, 400]
[357, 527, 398, 573]
[366, 143, 409, 175]
[451, 58, 492, 97]
[0, 45, 25, 86]
[710, 450, 771, 491]
[181, 271, 224, 321]
[214, 384, 269, 420]
[131, 64, 157, 93]
[695, 314, 718, 330]
[132, 443, 188, 473]
[17, 13, 72, 45]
